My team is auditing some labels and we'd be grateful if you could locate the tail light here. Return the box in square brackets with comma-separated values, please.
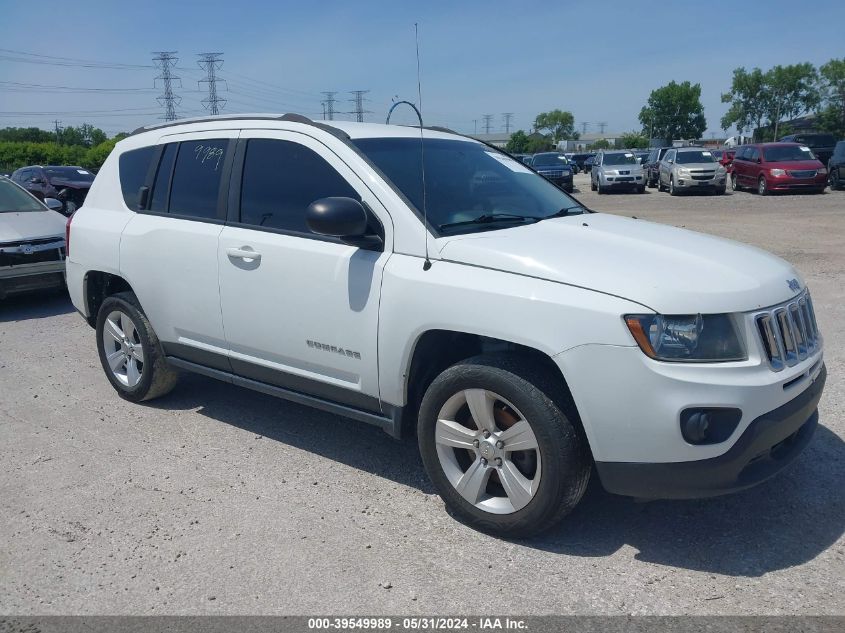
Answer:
[65, 213, 74, 257]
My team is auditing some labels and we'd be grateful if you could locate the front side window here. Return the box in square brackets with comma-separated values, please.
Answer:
[168, 140, 229, 219]
[664, 150, 676, 162]
[0, 179, 44, 213]
[748, 148, 760, 162]
[119, 146, 156, 210]
[353, 137, 586, 235]
[239, 139, 359, 233]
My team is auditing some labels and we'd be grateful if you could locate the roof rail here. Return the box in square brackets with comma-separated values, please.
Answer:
[129, 112, 349, 140]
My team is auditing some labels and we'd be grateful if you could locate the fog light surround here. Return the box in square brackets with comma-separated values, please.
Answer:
[680, 408, 742, 445]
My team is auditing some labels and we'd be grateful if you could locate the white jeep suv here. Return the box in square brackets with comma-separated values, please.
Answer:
[66, 114, 826, 537]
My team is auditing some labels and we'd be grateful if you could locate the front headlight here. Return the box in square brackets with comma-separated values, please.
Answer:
[677, 168, 690, 176]
[624, 314, 746, 362]
[817, 167, 828, 175]
[770, 168, 786, 177]
[716, 165, 726, 174]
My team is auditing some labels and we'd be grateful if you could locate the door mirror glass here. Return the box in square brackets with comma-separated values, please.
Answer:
[307, 197, 369, 238]
[43, 198, 63, 212]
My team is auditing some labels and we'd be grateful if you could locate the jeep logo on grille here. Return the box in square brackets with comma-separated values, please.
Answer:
[787, 278, 801, 292]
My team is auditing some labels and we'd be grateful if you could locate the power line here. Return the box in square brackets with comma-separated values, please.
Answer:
[482, 114, 493, 134]
[502, 113, 514, 133]
[153, 52, 182, 122]
[0, 81, 156, 93]
[321, 92, 338, 120]
[348, 90, 371, 122]
[197, 53, 227, 116]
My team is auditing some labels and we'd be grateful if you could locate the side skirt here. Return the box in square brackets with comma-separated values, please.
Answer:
[166, 356, 402, 437]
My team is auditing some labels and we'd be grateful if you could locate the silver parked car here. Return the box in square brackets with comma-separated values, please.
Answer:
[0, 177, 67, 299]
[590, 151, 645, 194]
[658, 147, 727, 195]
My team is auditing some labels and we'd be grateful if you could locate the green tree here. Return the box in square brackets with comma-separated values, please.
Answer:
[721, 67, 768, 135]
[533, 110, 578, 142]
[525, 135, 552, 153]
[590, 139, 611, 150]
[619, 132, 649, 149]
[817, 58, 845, 138]
[638, 80, 707, 141]
[505, 130, 529, 153]
[764, 63, 820, 140]
[0, 127, 55, 143]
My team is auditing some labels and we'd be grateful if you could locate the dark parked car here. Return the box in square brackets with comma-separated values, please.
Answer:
[643, 147, 673, 188]
[530, 152, 574, 192]
[582, 155, 596, 173]
[731, 143, 827, 195]
[829, 141, 845, 190]
[568, 153, 594, 173]
[778, 133, 837, 165]
[9, 165, 94, 215]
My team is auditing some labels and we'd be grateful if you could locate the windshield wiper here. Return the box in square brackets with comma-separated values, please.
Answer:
[541, 205, 585, 220]
[438, 213, 541, 230]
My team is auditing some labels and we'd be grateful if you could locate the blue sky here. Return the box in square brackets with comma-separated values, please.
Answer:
[1, 0, 843, 137]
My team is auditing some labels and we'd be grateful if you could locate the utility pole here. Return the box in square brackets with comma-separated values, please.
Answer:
[349, 90, 371, 122]
[482, 114, 493, 134]
[321, 91, 338, 120]
[598, 121, 607, 134]
[53, 120, 62, 145]
[197, 52, 227, 116]
[473, 119, 478, 134]
[502, 113, 514, 133]
[580, 121, 589, 135]
[152, 51, 181, 121]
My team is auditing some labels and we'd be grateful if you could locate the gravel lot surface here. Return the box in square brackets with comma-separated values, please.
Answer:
[1, 174, 843, 615]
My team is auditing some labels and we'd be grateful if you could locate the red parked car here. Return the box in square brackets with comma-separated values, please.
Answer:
[712, 149, 735, 173]
[731, 143, 827, 195]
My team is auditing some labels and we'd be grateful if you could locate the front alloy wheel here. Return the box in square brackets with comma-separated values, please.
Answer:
[435, 389, 541, 514]
[758, 176, 769, 196]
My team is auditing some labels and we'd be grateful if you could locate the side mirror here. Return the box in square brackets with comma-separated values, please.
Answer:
[44, 198, 63, 212]
[306, 197, 382, 250]
[30, 177, 45, 185]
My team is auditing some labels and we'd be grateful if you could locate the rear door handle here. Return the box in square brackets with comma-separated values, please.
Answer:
[226, 247, 261, 261]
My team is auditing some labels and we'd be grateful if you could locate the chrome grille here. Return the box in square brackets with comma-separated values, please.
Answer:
[755, 291, 820, 371]
[788, 169, 816, 178]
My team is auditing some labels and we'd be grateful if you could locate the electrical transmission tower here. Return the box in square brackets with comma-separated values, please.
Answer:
[598, 121, 607, 134]
[321, 91, 338, 120]
[482, 114, 493, 134]
[349, 90, 372, 122]
[502, 113, 514, 133]
[580, 122, 589, 135]
[152, 51, 181, 121]
[197, 53, 227, 116]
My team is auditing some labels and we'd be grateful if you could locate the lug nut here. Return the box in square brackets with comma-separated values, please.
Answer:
[496, 440, 504, 449]
[495, 457, 503, 467]
[483, 430, 491, 439]
[473, 439, 480, 448]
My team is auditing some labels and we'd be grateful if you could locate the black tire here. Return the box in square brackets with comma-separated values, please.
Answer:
[96, 291, 178, 402]
[590, 177, 597, 191]
[637, 185, 645, 194]
[731, 173, 740, 191]
[758, 176, 769, 196]
[657, 176, 666, 192]
[830, 169, 841, 190]
[417, 354, 591, 538]
[715, 186, 726, 195]
[597, 179, 604, 194]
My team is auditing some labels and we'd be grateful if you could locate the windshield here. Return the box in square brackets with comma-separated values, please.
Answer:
[764, 145, 817, 162]
[797, 135, 835, 148]
[603, 153, 637, 165]
[532, 153, 569, 167]
[0, 179, 46, 213]
[676, 150, 716, 164]
[353, 138, 586, 234]
[44, 167, 95, 182]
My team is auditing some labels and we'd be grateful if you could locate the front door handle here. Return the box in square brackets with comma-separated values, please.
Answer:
[226, 247, 261, 261]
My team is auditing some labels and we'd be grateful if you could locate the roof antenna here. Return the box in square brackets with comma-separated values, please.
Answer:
[415, 22, 431, 271]
[384, 24, 431, 271]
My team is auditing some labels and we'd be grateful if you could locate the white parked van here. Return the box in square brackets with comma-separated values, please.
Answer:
[65, 114, 826, 536]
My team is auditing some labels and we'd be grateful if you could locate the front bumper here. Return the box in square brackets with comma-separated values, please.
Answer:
[595, 364, 825, 498]
[0, 261, 66, 298]
[768, 175, 827, 191]
[599, 174, 644, 189]
[673, 175, 726, 190]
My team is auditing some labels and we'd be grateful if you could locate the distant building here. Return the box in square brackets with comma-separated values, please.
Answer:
[467, 132, 512, 148]
[557, 133, 622, 151]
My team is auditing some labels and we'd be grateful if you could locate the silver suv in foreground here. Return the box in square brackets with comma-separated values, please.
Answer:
[658, 147, 727, 195]
[590, 151, 645, 194]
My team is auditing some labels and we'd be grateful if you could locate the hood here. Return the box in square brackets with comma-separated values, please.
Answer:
[438, 213, 801, 314]
[535, 164, 572, 172]
[0, 210, 67, 243]
[602, 164, 643, 172]
[674, 162, 721, 170]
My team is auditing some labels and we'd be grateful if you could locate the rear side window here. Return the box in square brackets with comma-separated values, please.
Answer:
[149, 143, 177, 213]
[119, 146, 155, 210]
[168, 139, 229, 220]
[239, 139, 359, 233]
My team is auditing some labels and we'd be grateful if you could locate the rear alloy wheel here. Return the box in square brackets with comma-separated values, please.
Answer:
[418, 355, 590, 537]
[96, 291, 178, 402]
[731, 173, 739, 190]
[758, 176, 769, 196]
[597, 179, 604, 194]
